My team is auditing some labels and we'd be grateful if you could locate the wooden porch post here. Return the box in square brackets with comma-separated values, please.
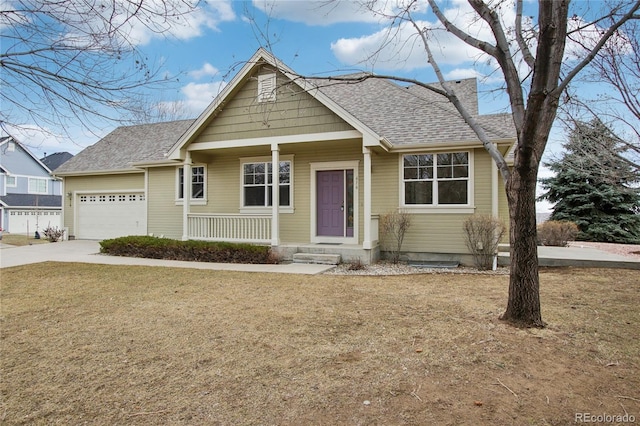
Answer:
[182, 151, 191, 241]
[271, 143, 280, 246]
[363, 147, 372, 249]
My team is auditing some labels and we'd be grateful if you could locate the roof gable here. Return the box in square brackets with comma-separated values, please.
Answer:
[0, 136, 52, 175]
[167, 48, 383, 160]
[189, 67, 355, 145]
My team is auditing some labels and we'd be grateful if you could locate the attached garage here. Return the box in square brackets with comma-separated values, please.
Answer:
[6, 209, 62, 234]
[75, 192, 146, 240]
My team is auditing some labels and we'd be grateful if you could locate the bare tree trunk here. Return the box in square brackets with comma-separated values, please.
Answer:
[502, 168, 544, 327]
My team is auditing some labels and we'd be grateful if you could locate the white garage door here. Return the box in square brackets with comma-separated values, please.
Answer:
[77, 193, 146, 240]
[7, 210, 62, 234]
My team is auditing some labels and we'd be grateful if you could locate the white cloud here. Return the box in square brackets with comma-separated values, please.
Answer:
[179, 81, 228, 115]
[445, 68, 482, 80]
[330, 19, 489, 71]
[54, 0, 236, 47]
[252, 0, 390, 25]
[189, 63, 220, 80]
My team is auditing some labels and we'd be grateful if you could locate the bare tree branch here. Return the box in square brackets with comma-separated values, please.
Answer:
[515, 0, 536, 70]
[0, 0, 201, 139]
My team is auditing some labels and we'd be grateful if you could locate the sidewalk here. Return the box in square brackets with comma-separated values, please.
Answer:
[0, 240, 336, 275]
[499, 245, 640, 270]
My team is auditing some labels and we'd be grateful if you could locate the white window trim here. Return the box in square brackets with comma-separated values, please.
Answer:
[5, 175, 16, 187]
[28, 177, 48, 194]
[239, 155, 294, 214]
[399, 151, 475, 214]
[257, 73, 276, 103]
[175, 164, 207, 205]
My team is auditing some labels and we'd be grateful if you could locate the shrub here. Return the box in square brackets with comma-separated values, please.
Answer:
[346, 258, 366, 271]
[42, 226, 65, 242]
[463, 214, 506, 271]
[379, 210, 412, 264]
[537, 221, 579, 247]
[99, 236, 277, 264]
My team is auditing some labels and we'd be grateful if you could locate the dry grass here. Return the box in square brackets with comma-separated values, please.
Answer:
[0, 234, 50, 246]
[1, 263, 639, 425]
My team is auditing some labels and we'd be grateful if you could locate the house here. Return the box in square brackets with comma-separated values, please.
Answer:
[0, 136, 63, 234]
[54, 49, 515, 264]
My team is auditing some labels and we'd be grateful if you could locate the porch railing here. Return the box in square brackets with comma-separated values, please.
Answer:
[188, 213, 271, 244]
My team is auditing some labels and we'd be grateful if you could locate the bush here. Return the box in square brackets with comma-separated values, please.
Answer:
[537, 221, 579, 247]
[463, 214, 506, 271]
[99, 236, 278, 264]
[42, 226, 65, 242]
[380, 210, 412, 264]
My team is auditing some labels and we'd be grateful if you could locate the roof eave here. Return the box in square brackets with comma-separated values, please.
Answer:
[388, 137, 515, 153]
[132, 159, 183, 168]
[53, 168, 144, 177]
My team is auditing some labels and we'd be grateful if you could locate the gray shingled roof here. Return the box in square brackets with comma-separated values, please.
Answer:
[54, 119, 194, 174]
[41, 152, 74, 171]
[313, 76, 515, 146]
[56, 74, 515, 174]
[0, 194, 62, 208]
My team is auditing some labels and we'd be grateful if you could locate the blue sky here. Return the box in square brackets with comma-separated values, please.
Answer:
[9, 0, 531, 156]
[7, 0, 619, 210]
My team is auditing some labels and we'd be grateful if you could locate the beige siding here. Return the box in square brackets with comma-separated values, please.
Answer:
[370, 148, 500, 254]
[141, 143, 507, 253]
[195, 69, 353, 143]
[63, 173, 144, 237]
[147, 167, 183, 239]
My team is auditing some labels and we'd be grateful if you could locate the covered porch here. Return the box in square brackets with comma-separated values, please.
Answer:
[186, 212, 380, 264]
[177, 129, 388, 264]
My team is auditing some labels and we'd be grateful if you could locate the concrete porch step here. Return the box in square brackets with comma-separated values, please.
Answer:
[292, 253, 341, 265]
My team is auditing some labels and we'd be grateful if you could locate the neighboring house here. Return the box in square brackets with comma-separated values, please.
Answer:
[0, 136, 63, 234]
[55, 48, 515, 264]
[41, 151, 74, 171]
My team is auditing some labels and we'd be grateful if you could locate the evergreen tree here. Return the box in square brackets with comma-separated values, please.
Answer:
[540, 119, 640, 243]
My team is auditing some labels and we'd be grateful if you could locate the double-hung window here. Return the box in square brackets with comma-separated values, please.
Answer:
[403, 152, 469, 206]
[6, 175, 16, 187]
[242, 160, 291, 207]
[28, 177, 47, 194]
[177, 165, 206, 201]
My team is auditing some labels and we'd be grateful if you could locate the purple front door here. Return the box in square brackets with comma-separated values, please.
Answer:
[317, 170, 344, 236]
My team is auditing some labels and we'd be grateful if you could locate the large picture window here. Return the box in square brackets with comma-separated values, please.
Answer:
[178, 165, 205, 200]
[403, 152, 469, 205]
[243, 160, 291, 207]
[28, 177, 47, 194]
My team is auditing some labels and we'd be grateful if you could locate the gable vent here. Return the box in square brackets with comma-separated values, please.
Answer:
[258, 73, 276, 103]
